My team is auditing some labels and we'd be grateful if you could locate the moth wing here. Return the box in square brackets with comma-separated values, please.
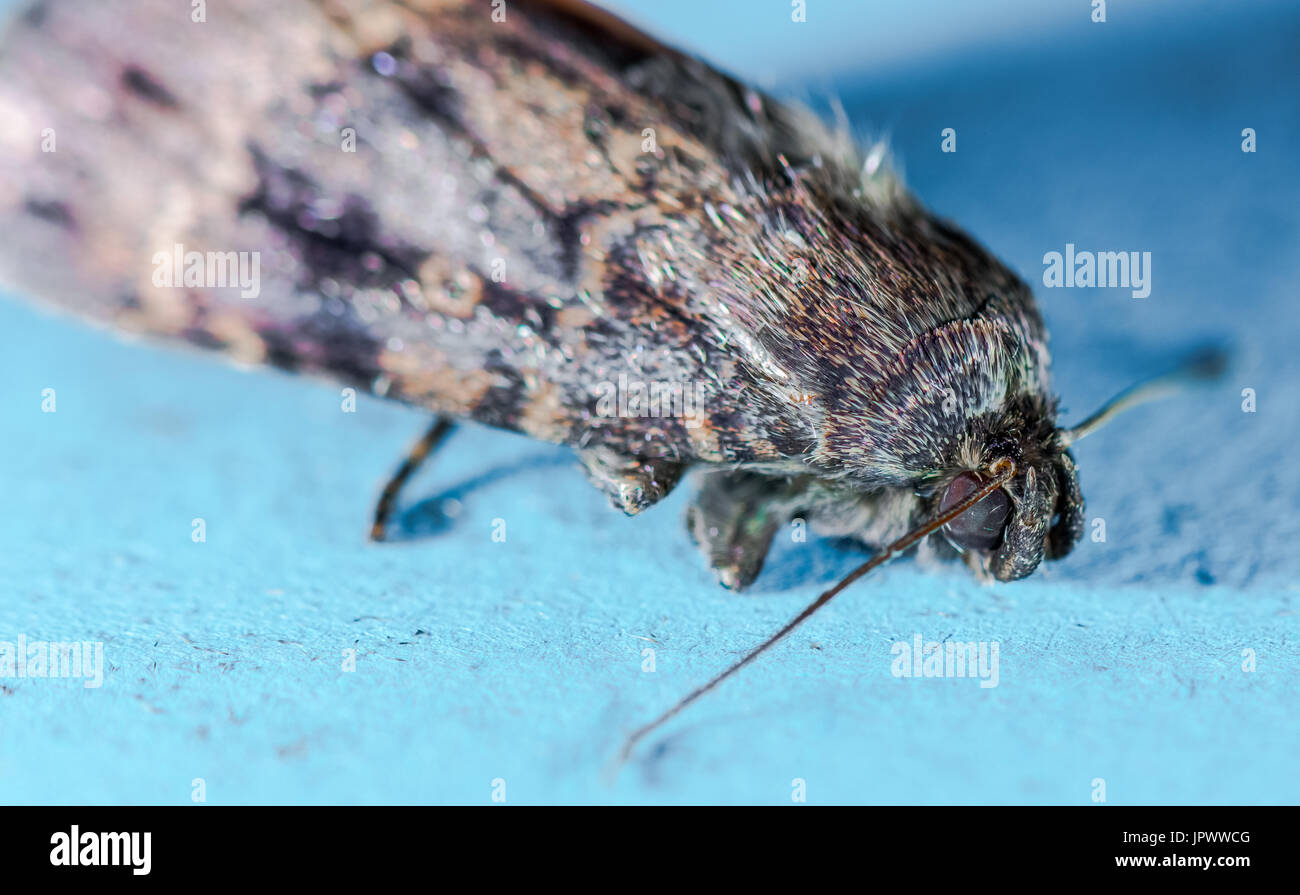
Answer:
[0, 0, 708, 456]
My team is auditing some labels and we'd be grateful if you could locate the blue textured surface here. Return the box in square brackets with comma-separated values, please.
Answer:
[1, 2, 1297, 804]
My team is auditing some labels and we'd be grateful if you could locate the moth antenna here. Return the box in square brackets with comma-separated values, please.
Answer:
[1059, 346, 1229, 446]
[617, 460, 1017, 766]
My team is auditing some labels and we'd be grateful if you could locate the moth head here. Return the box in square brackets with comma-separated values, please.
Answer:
[937, 448, 1082, 582]
[937, 346, 1227, 581]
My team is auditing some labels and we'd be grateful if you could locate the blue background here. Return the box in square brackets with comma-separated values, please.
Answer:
[1, 0, 1296, 804]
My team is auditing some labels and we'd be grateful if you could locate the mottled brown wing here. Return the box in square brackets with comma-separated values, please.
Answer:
[0, 0, 787, 462]
[0, 0, 1045, 483]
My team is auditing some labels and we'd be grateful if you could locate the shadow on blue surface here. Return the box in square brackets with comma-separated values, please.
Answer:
[382, 449, 575, 543]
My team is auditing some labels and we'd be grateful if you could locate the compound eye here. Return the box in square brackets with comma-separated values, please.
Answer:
[940, 471, 1011, 552]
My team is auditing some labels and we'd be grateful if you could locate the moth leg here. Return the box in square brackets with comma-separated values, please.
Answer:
[370, 415, 457, 541]
[687, 471, 804, 591]
[577, 446, 685, 515]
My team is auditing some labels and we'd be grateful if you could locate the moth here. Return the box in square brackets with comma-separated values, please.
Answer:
[0, 0, 1219, 755]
